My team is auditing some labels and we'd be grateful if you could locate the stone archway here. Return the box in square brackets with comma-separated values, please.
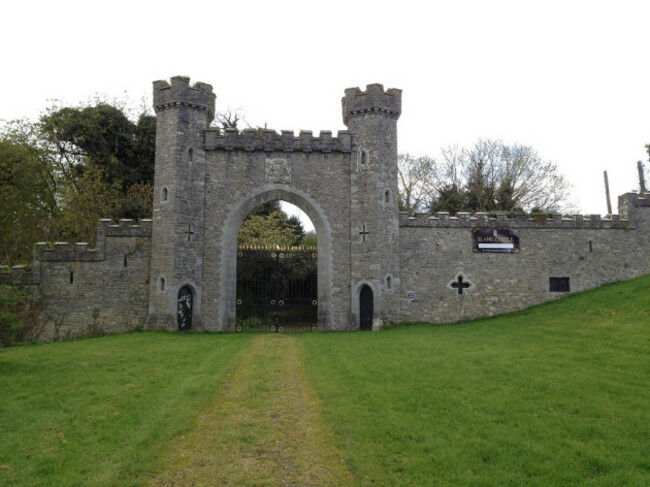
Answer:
[219, 186, 333, 331]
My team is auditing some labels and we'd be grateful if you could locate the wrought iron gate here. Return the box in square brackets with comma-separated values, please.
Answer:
[236, 246, 318, 332]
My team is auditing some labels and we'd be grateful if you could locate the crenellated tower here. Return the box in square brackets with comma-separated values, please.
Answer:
[17, 75, 650, 340]
[148, 76, 215, 329]
[343, 84, 402, 328]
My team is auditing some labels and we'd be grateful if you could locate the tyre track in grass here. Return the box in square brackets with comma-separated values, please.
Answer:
[148, 334, 356, 486]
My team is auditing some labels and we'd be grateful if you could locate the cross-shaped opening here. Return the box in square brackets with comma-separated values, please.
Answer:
[185, 224, 195, 242]
[450, 275, 472, 295]
[359, 224, 369, 242]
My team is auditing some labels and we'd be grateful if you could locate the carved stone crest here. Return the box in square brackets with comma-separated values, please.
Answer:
[265, 158, 291, 184]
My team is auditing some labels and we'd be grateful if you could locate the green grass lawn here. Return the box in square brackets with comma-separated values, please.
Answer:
[300, 275, 650, 486]
[0, 276, 648, 486]
[0, 332, 251, 486]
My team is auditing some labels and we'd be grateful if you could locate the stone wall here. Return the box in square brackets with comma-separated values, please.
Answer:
[8, 75, 649, 340]
[399, 199, 650, 323]
[7, 220, 153, 341]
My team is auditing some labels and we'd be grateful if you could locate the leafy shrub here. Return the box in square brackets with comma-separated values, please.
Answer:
[0, 285, 42, 346]
[0, 310, 22, 346]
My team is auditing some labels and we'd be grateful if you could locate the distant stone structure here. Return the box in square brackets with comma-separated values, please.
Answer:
[3, 76, 649, 340]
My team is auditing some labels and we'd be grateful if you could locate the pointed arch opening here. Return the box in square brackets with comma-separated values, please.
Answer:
[235, 199, 318, 332]
[220, 187, 332, 331]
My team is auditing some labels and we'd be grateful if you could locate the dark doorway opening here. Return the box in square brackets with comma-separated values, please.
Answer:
[359, 285, 373, 331]
[177, 286, 193, 330]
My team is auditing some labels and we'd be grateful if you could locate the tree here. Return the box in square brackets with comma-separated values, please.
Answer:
[300, 232, 317, 247]
[237, 201, 305, 248]
[212, 107, 268, 133]
[214, 109, 242, 130]
[0, 122, 58, 265]
[39, 103, 156, 192]
[428, 139, 572, 214]
[51, 165, 121, 244]
[248, 200, 282, 217]
[36, 101, 156, 239]
[0, 284, 42, 346]
[38, 101, 156, 240]
[429, 183, 467, 215]
[0, 99, 156, 265]
[117, 182, 154, 220]
[397, 154, 437, 214]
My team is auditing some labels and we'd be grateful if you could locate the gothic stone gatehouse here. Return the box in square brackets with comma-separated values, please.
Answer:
[6, 76, 650, 339]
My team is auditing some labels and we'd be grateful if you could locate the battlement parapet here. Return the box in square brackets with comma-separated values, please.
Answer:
[342, 83, 402, 124]
[399, 212, 631, 230]
[153, 76, 215, 120]
[204, 129, 354, 153]
[97, 219, 153, 237]
[33, 220, 152, 263]
[0, 265, 39, 286]
[35, 241, 102, 262]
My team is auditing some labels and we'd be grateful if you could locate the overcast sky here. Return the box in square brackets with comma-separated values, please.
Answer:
[2, 0, 649, 218]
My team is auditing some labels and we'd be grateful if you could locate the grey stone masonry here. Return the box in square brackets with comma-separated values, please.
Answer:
[146, 78, 378, 332]
[153, 77, 215, 118]
[343, 84, 402, 326]
[148, 77, 215, 330]
[5, 220, 152, 341]
[399, 197, 649, 324]
[399, 212, 630, 229]
[342, 85, 402, 123]
[13, 75, 650, 340]
[205, 129, 354, 153]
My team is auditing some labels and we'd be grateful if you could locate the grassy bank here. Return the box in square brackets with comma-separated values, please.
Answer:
[0, 332, 251, 486]
[0, 275, 648, 486]
[300, 275, 650, 486]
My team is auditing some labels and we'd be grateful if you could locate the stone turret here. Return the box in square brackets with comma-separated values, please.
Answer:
[343, 84, 402, 328]
[342, 84, 402, 124]
[153, 76, 215, 123]
[148, 76, 214, 329]
[619, 191, 650, 226]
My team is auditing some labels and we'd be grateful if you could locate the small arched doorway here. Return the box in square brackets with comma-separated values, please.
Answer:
[359, 285, 373, 331]
[177, 286, 193, 331]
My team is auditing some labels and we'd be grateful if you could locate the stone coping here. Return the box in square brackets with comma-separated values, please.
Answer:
[399, 212, 631, 229]
[32, 219, 152, 262]
[204, 129, 354, 153]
